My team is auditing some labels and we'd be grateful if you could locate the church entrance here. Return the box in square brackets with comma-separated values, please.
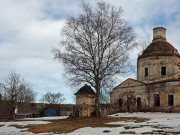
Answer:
[119, 98, 123, 111]
[137, 97, 141, 111]
[127, 97, 131, 112]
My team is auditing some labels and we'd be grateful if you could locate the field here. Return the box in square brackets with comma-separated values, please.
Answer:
[0, 112, 180, 134]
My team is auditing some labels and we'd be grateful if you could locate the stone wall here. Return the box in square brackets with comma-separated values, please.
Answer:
[111, 83, 148, 112]
[76, 94, 95, 105]
[137, 56, 180, 83]
[147, 81, 180, 112]
[111, 79, 180, 112]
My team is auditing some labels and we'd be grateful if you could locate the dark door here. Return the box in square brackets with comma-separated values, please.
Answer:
[137, 97, 141, 111]
[127, 97, 131, 112]
[119, 98, 123, 111]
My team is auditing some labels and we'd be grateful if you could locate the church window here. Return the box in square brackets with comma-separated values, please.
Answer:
[145, 68, 148, 77]
[154, 94, 160, 107]
[119, 98, 123, 108]
[137, 97, 141, 111]
[161, 66, 166, 75]
[168, 95, 174, 106]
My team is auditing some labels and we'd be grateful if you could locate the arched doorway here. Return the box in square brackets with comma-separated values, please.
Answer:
[137, 97, 141, 112]
[119, 98, 123, 111]
[127, 97, 131, 112]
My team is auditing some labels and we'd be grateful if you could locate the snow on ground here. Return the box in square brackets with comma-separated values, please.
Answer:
[0, 116, 68, 135]
[23, 116, 68, 121]
[110, 112, 180, 130]
[0, 113, 180, 134]
[0, 121, 50, 135]
[62, 127, 125, 135]
[63, 112, 180, 135]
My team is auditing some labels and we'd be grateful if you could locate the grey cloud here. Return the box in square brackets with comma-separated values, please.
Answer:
[0, 0, 180, 103]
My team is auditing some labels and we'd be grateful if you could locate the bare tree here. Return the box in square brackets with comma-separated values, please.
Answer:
[0, 71, 36, 119]
[53, 1, 136, 116]
[139, 32, 151, 56]
[40, 92, 65, 104]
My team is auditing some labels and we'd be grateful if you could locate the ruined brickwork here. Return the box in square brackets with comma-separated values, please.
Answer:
[110, 27, 180, 112]
[110, 79, 148, 112]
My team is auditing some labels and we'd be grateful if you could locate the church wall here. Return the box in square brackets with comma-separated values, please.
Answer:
[111, 80, 180, 112]
[111, 85, 148, 112]
[147, 81, 180, 112]
[137, 56, 179, 83]
[174, 57, 180, 79]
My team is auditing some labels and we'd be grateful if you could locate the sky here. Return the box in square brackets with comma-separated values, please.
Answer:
[0, 0, 180, 104]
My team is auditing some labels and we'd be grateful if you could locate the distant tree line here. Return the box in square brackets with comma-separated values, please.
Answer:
[40, 92, 65, 104]
[0, 71, 65, 119]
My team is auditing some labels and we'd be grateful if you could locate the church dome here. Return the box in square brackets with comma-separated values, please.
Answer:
[138, 27, 180, 59]
[139, 40, 180, 58]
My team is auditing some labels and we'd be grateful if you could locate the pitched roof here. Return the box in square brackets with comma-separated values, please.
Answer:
[113, 78, 145, 89]
[75, 84, 96, 95]
[138, 40, 180, 59]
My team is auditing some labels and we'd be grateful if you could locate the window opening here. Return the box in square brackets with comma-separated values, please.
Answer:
[154, 94, 160, 107]
[168, 95, 174, 106]
[145, 68, 148, 77]
[161, 66, 166, 75]
[137, 97, 141, 111]
[119, 98, 123, 108]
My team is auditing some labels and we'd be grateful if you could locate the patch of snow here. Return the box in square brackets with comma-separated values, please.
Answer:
[110, 112, 180, 119]
[62, 127, 125, 135]
[63, 113, 180, 135]
[23, 116, 68, 121]
[0, 126, 28, 135]
[1, 113, 180, 134]
[0, 116, 68, 135]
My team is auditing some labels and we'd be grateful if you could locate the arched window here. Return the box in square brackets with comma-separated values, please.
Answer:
[144, 68, 148, 77]
[137, 97, 141, 111]
[119, 98, 123, 108]
[137, 97, 141, 107]
[154, 94, 160, 107]
[168, 95, 174, 106]
[161, 66, 166, 75]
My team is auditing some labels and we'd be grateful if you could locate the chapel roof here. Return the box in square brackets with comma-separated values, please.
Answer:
[75, 84, 95, 95]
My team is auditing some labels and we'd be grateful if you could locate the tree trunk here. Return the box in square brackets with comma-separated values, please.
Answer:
[95, 95, 100, 116]
[9, 108, 15, 119]
[95, 81, 101, 117]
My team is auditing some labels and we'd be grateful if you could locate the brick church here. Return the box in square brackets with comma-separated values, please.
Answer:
[110, 27, 180, 112]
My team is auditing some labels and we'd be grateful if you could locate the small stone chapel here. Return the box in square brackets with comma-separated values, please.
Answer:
[74, 84, 96, 117]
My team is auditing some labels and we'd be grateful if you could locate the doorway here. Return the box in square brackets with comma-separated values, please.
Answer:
[137, 97, 141, 111]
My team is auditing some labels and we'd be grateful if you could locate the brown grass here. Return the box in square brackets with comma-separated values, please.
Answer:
[9, 125, 25, 128]
[21, 116, 148, 134]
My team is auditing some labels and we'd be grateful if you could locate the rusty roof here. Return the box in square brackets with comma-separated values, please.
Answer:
[138, 40, 180, 59]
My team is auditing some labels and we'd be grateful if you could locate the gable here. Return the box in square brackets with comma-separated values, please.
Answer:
[114, 78, 145, 89]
